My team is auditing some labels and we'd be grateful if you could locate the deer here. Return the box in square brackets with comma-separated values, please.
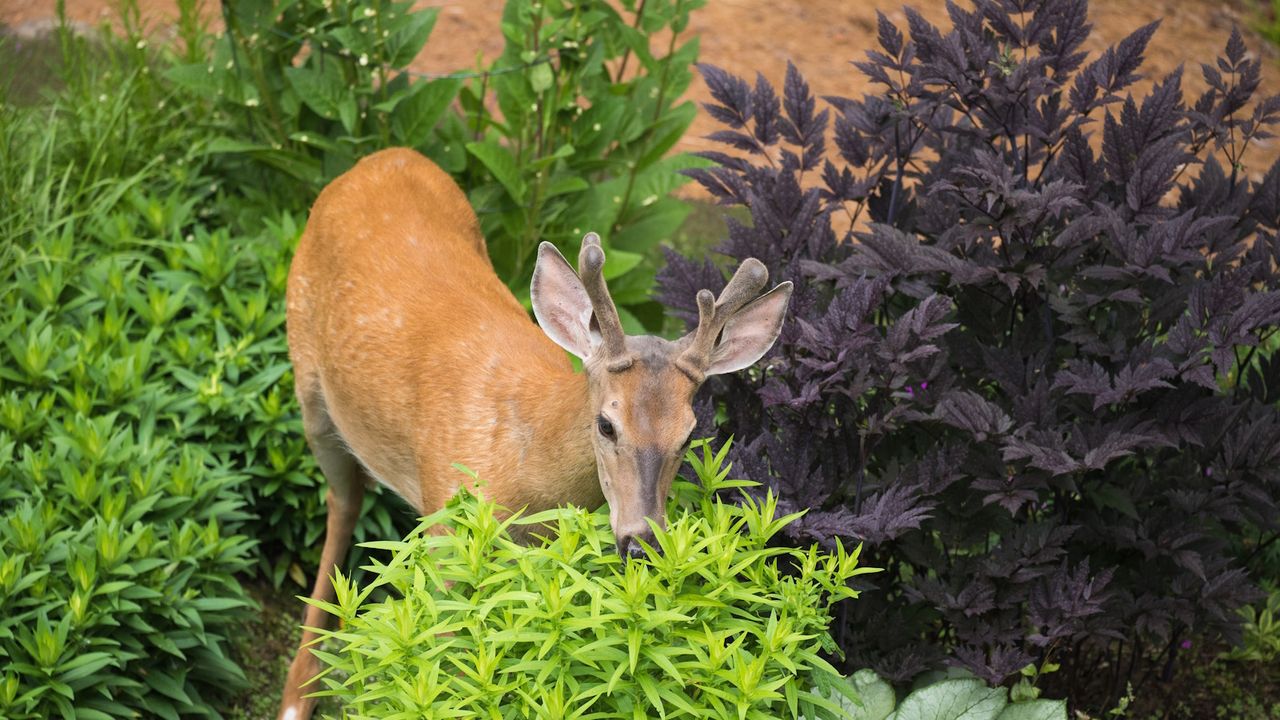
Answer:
[277, 147, 792, 720]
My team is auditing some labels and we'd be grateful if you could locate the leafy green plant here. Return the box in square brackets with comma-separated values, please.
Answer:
[309, 440, 876, 719]
[824, 670, 1067, 720]
[0, 54, 257, 719]
[166, 0, 703, 329]
[1221, 584, 1280, 664]
[1251, 1, 1280, 51]
[0, 14, 422, 712]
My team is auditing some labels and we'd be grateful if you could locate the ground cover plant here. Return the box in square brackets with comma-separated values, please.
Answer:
[309, 441, 876, 719]
[0, 30, 261, 719]
[658, 0, 1280, 712]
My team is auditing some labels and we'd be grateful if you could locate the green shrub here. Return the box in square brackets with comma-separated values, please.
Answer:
[309, 441, 875, 719]
[166, 0, 704, 329]
[0, 65, 257, 719]
[1222, 584, 1280, 665]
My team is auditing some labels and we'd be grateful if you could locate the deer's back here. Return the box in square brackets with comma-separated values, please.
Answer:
[285, 149, 567, 507]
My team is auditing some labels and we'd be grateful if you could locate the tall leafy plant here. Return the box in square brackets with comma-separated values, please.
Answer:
[658, 1, 1280, 710]
[168, 0, 704, 329]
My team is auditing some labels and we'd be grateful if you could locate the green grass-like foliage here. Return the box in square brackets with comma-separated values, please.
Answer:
[309, 441, 876, 719]
[0, 52, 260, 720]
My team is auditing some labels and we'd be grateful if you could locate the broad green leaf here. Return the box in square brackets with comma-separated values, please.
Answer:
[392, 78, 463, 148]
[466, 142, 527, 203]
[847, 669, 896, 720]
[996, 700, 1068, 720]
[893, 679, 1007, 720]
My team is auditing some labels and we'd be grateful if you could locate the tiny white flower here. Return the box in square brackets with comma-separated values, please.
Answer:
[299, 134, 309, 143]
[359, 53, 369, 66]
[225, 60, 234, 70]
[641, 194, 658, 206]
[98, 93, 107, 102]
[592, 123, 601, 131]
[135, 39, 146, 50]
[363, 7, 376, 17]
[246, 97, 259, 107]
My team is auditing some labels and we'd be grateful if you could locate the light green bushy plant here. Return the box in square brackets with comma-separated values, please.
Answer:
[308, 441, 876, 719]
[1221, 584, 1280, 664]
[167, 0, 703, 330]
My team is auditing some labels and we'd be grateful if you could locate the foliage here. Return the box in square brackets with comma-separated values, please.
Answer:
[1221, 584, 1280, 664]
[166, 0, 704, 329]
[817, 670, 1066, 720]
[658, 1, 1280, 710]
[0, 42, 257, 719]
[309, 440, 876, 719]
[1251, 1, 1280, 52]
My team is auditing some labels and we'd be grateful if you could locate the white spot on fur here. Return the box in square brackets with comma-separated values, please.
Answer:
[283, 707, 298, 720]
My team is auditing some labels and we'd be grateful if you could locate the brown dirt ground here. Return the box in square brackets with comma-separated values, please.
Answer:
[5, 0, 1280, 184]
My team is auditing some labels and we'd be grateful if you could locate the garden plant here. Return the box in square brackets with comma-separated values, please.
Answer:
[1, 0, 1278, 716]
[308, 441, 878, 719]
[658, 0, 1280, 712]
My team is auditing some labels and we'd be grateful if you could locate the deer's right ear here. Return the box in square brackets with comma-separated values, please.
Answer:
[531, 241, 596, 359]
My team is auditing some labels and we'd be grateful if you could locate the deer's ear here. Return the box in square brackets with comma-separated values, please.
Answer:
[531, 242, 596, 359]
[705, 282, 793, 376]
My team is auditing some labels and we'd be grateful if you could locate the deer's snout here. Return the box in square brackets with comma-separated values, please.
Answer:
[618, 530, 658, 559]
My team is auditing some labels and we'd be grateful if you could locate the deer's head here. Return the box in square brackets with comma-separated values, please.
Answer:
[531, 233, 792, 558]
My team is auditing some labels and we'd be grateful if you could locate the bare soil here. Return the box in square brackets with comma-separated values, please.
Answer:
[6, 0, 1280, 180]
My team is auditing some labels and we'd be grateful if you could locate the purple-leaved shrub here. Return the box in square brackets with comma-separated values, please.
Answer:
[658, 1, 1280, 709]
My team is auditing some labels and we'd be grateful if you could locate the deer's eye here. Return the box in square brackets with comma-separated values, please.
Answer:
[597, 415, 616, 441]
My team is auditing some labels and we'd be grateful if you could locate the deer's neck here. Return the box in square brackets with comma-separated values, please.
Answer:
[508, 356, 601, 512]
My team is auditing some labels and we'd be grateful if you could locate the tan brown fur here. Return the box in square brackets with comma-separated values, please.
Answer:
[287, 148, 601, 513]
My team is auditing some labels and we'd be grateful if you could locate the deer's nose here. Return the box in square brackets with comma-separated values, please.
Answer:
[618, 532, 657, 559]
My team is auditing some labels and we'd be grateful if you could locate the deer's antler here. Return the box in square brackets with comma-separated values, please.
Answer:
[677, 258, 769, 380]
[578, 232, 632, 370]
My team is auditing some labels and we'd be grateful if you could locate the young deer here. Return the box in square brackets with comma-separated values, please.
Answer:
[278, 148, 791, 720]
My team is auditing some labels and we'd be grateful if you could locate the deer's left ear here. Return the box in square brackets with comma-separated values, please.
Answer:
[705, 281, 793, 376]
[531, 242, 595, 359]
